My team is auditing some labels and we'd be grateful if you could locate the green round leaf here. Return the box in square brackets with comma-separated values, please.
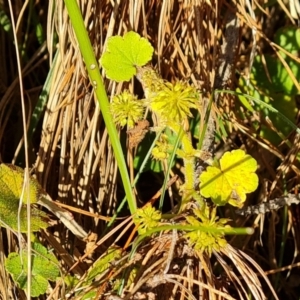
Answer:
[5, 242, 59, 297]
[100, 31, 154, 82]
[199, 150, 258, 207]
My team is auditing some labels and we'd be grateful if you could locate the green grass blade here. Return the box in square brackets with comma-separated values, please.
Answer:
[218, 89, 300, 135]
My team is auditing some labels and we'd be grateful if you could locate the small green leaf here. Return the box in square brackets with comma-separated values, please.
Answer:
[199, 150, 258, 207]
[133, 130, 177, 173]
[238, 77, 298, 145]
[0, 164, 40, 204]
[184, 206, 229, 256]
[5, 242, 59, 297]
[63, 274, 79, 288]
[0, 164, 49, 232]
[0, 10, 12, 33]
[81, 291, 97, 300]
[110, 90, 145, 128]
[252, 27, 300, 96]
[86, 246, 122, 284]
[133, 204, 162, 235]
[274, 26, 300, 55]
[100, 31, 154, 82]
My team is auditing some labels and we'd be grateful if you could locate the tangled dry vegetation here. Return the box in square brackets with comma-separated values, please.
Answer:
[0, 0, 300, 299]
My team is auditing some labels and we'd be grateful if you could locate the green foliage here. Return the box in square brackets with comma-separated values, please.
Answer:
[0, 164, 49, 232]
[133, 127, 178, 173]
[275, 26, 300, 53]
[110, 90, 145, 129]
[100, 31, 154, 82]
[238, 26, 299, 144]
[133, 131, 165, 172]
[66, 246, 122, 298]
[102, 32, 260, 210]
[100, 32, 258, 254]
[126, 267, 138, 288]
[85, 246, 122, 284]
[0, 9, 12, 34]
[63, 274, 79, 289]
[133, 204, 162, 235]
[151, 142, 170, 160]
[199, 150, 258, 207]
[189, 109, 201, 140]
[252, 26, 300, 96]
[136, 68, 200, 125]
[184, 205, 229, 256]
[149, 81, 199, 123]
[81, 291, 97, 299]
[5, 242, 59, 297]
[135, 66, 200, 189]
[151, 132, 176, 161]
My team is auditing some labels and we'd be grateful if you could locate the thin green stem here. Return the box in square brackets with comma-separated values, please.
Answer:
[168, 122, 195, 191]
[63, 0, 136, 214]
[159, 127, 184, 210]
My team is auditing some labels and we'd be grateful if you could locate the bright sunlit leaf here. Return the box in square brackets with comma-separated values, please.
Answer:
[199, 150, 258, 207]
[0, 164, 49, 232]
[100, 31, 154, 82]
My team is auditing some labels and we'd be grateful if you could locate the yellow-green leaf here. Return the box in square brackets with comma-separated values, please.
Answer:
[0, 164, 42, 204]
[100, 31, 154, 82]
[199, 150, 258, 207]
[0, 164, 49, 232]
[133, 204, 161, 235]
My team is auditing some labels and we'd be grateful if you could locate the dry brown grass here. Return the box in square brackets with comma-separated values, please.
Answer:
[1, 0, 300, 299]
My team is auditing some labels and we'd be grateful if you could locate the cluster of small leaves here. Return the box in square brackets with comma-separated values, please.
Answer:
[5, 242, 59, 297]
[137, 68, 199, 125]
[199, 150, 258, 207]
[110, 90, 144, 129]
[101, 32, 199, 125]
[100, 32, 259, 210]
[184, 205, 229, 256]
[0, 164, 49, 232]
[151, 134, 172, 160]
[152, 144, 169, 160]
[133, 204, 162, 235]
[100, 32, 260, 255]
[136, 66, 166, 99]
[149, 81, 199, 123]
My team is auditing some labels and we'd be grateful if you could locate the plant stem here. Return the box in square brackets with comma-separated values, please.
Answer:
[63, 0, 136, 214]
[168, 122, 195, 191]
